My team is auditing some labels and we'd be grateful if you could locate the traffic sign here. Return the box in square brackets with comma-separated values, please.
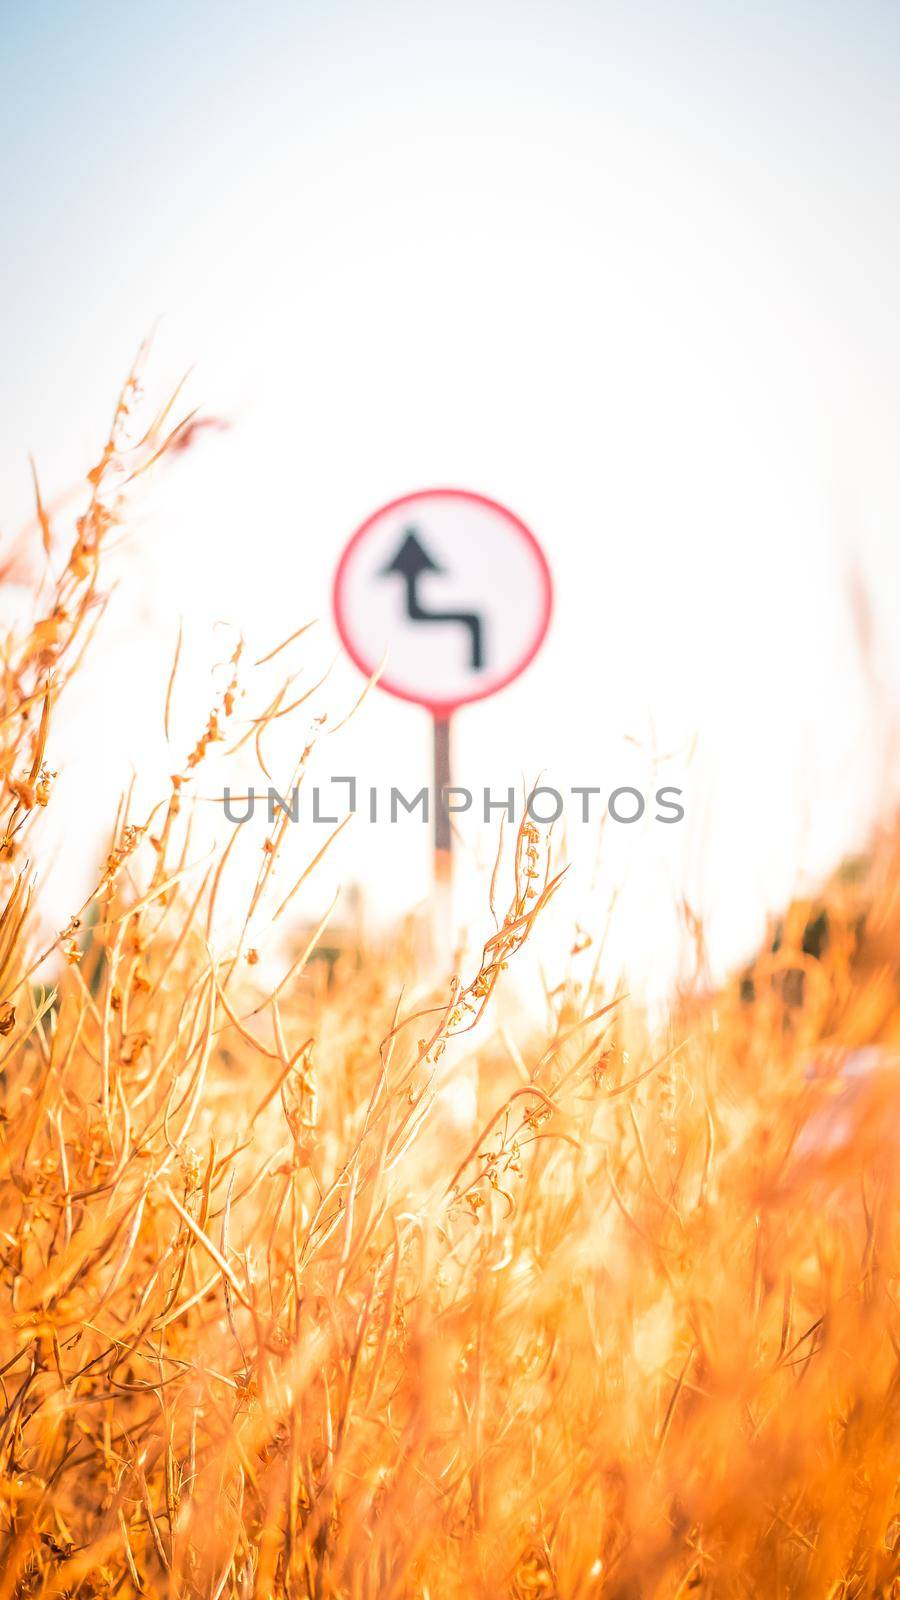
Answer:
[333, 488, 552, 718]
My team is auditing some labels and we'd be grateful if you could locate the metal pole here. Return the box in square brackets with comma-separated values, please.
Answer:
[433, 715, 452, 857]
[432, 714, 452, 961]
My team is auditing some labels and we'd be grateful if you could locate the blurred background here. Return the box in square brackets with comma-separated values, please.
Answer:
[2, 0, 899, 996]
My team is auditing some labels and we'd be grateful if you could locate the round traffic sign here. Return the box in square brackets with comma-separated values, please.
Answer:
[333, 489, 552, 717]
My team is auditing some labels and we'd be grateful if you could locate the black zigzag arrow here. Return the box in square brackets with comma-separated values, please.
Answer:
[379, 528, 485, 670]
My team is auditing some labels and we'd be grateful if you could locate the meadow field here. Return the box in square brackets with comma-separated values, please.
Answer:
[0, 376, 898, 1598]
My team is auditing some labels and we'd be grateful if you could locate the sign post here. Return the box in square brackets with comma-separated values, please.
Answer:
[432, 713, 453, 954]
[333, 488, 552, 947]
[433, 714, 452, 858]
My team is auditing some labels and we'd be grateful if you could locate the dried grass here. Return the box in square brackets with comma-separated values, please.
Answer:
[0, 372, 898, 1599]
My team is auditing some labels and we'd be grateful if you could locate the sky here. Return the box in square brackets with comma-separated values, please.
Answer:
[2, 0, 899, 996]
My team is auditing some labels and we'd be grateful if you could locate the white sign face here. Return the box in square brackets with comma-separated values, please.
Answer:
[333, 489, 552, 716]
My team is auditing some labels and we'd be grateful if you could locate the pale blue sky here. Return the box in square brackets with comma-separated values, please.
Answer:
[4, 0, 900, 459]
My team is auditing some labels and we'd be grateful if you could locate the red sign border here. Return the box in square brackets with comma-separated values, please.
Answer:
[333, 487, 553, 718]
